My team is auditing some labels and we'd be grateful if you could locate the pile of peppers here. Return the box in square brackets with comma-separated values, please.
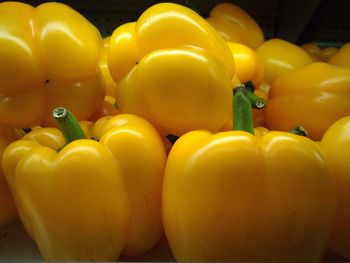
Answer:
[0, 1, 350, 262]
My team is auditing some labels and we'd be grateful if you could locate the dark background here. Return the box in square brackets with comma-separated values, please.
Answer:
[17, 0, 350, 46]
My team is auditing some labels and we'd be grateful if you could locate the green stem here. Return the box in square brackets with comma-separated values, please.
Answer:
[53, 107, 86, 144]
[288, 126, 308, 137]
[233, 85, 254, 134]
[244, 81, 266, 109]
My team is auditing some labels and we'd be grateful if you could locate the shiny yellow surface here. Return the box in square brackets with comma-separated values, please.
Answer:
[321, 116, 350, 259]
[0, 125, 23, 227]
[266, 62, 350, 140]
[226, 42, 264, 87]
[256, 38, 313, 84]
[115, 46, 232, 136]
[2, 114, 166, 260]
[100, 37, 117, 97]
[108, 3, 235, 85]
[135, 3, 234, 77]
[0, 2, 104, 128]
[163, 130, 335, 262]
[108, 22, 140, 85]
[329, 43, 350, 67]
[207, 2, 264, 49]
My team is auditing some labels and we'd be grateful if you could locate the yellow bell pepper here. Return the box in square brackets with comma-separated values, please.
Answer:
[115, 46, 232, 136]
[0, 2, 104, 128]
[265, 62, 350, 140]
[329, 43, 350, 67]
[163, 84, 336, 262]
[256, 38, 314, 84]
[321, 116, 350, 259]
[107, 3, 236, 136]
[108, 3, 235, 84]
[108, 22, 140, 85]
[226, 42, 264, 87]
[2, 108, 166, 260]
[100, 37, 117, 98]
[206, 2, 265, 49]
[0, 125, 23, 227]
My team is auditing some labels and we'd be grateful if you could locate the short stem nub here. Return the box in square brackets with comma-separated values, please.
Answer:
[244, 81, 266, 109]
[53, 107, 86, 144]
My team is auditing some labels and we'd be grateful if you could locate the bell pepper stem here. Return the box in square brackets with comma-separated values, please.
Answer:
[233, 85, 254, 134]
[288, 126, 308, 137]
[53, 107, 86, 144]
[244, 81, 266, 109]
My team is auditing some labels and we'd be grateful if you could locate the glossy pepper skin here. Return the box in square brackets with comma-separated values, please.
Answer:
[163, 130, 335, 262]
[116, 46, 232, 136]
[0, 125, 23, 227]
[108, 3, 235, 84]
[266, 62, 350, 140]
[0, 2, 104, 128]
[256, 38, 313, 84]
[226, 42, 264, 87]
[321, 116, 350, 259]
[100, 37, 117, 98]
[2, 112, 166, 260]
[206, 2, 265, 49]
[108, 22, 140, 85]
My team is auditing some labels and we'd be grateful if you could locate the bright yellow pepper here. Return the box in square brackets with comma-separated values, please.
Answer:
[206, 2, 265, 49]
[107, 4, 236, 136]
[321, 116, 350, 259]
[226, 41, 264, 87]
[108, 3, 235, 84]
[329, 43, 350, 67]
[108, 22, 140, 85]
[0, 2, 104, 128]
[163, 84, 336, 262]
[256, 38, 314, 84]
[100, 37, 117, 98]
[265, 62, 350, 140]
[2, 109, 166, 260]
[115, 46, 232, 136]
[0, 125, 23, 227]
